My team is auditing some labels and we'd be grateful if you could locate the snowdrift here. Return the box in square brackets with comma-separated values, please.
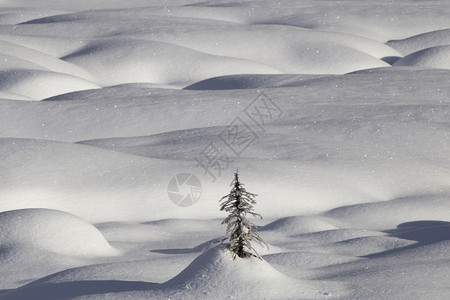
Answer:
[0, 247, 344, 299]
[387, 28, 450, 55]
[0, 208, 119, 257]
[0, 69, 99, 100]
[148, 26, 394, 76]
[261, 216, 337, 234]
[0, 39, 95, 80]
[326, 193, 450, 230]
[0, 1, 450, 299]
[184, 74, 328, 90]
[0, 138, 195, 222]
[393, 45, 450, 70]
[317, 239, 450, 299]
[1, 66, 450, 222]
[62, 39, 282, 86]
[156, 247, 328, 300]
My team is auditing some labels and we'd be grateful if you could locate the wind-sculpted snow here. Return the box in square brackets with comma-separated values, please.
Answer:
[393, 45, 450, 69]
[387, 28, 450, 55]
[0, 69, 99, 100]
[3, 0, 446, 95]
[62, 39, 282, 86]
[0, 39, 95, 80]
[146, 26, 395, 75]
[0, 248, 343, 300]
[0, 0, 450, 299]
[0, 208, 119, 257]
[0, 138, 201, 222]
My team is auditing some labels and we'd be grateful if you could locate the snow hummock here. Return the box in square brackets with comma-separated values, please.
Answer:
[387, 28, 450, 55]
[0, 247, 342, 300]
[393, 45, 450, 69]
[0, 0, 450, 299]
[0, 208, 120, 257]
[0, 70, 99, 100]
[154, 247, 335, 300]
[62, 39, 282, 86]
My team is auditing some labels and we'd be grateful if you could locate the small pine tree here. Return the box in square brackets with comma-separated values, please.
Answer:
[219, 172, 268, 259]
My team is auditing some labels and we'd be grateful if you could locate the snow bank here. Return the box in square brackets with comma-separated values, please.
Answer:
[387, 28, 450, 55]
[0, 89, 30, 100]
[0, 1, 449, 298]
[0, 53, 48, 71]
[326, 194, 450, 230]
[393, 45, 450, 70]
[0, 138, 192, 223]
[264, 251, 358, 269]
[62, 39, 281, 86]
[149, 27, 393, 76]
[248, 2, 450, 41]
[0, 208, 119, 257]
[0, 39, 95, 80]
[184, 74, 327, 90]
[0, 34, 91, 58]
[315, 236, 414, 257]
[151, 247, 339, 300]
[261, 216, 337, 234]
[0, 69, 99, 100]
[317, 240, 450, 299]
[0, 247, 345, 299]
[0, 8, 66, 25]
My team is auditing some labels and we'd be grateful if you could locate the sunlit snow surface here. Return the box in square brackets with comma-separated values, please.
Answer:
[0, 0, 450, 299]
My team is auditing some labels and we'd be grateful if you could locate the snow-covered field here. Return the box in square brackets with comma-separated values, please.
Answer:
[0, 0, 449, 299]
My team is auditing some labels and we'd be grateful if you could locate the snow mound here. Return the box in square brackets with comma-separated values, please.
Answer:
[316, 240, 450, 299]
[158, 247, 331, 299]
[293, 228, 383, 244]
[0, 34, 91, 58]
[0, 70, 99, 100]
[152, 27, 393, 76]
[0, 138, 194, 223]
[0, 53, 48, 71]
[0, 90, 30, 100]
[0, 208, 119, 257]
[62, 39, 281, 86]
[0, 8, 66, 25]
[184, 74, 327, 90]
[0, 247, 344, 299]
[317, 236, 414, 257]
[393, 45, 450, 69]
[387, 28, 450, 55]
[0, 39, 95, 80]
[264, 251, 358, 269]
[78, 128, 219, 161]
[326, 194, 450, 230]
[261, 216, 337, 234]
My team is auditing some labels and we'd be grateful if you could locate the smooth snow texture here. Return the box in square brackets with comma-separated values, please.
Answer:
[0, 138, 197, 222]
[0, 70, 99, 100]
[0, 1, 450, 299]
[0, 248, 341, 300]
[0, 39, 95, 80]
[387, 28, 450, 55]
[0, 208, 119, 257]
[393, 45, 450, 69]
[155, 247, 333, 300]
[146, 26, 395, 75]
[62, 39, 282, 86]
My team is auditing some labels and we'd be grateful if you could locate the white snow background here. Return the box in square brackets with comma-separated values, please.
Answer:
[0, 0, 449, 299]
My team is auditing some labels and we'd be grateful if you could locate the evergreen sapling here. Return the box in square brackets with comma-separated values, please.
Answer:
[219, 172, 268, 259]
